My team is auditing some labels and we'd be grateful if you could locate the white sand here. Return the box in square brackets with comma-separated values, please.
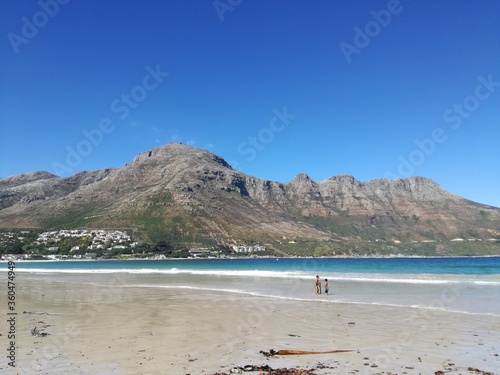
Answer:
[1, 278, 499, 374]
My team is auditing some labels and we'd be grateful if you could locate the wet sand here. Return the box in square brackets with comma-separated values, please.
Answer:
[1, 277, 499, 374]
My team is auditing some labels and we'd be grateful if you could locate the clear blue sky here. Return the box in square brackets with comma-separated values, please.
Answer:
[1, 0, 499, 207]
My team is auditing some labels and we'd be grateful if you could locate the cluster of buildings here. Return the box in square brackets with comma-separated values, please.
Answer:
[1, 228, 269, 260]
[1, 229, 140, 261]
[232, 245, 266, 253]
[36, 229, 138, 252]
[187, 245, 267, 258]
[0, 231, 30, 240]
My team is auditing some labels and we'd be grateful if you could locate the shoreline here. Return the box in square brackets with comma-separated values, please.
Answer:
[6, 259, 500, 318]
[1, 277, 499, 374]
[3, 254, 500, 262]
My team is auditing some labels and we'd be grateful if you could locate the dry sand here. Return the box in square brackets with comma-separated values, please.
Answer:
[1, 278, 499, 374]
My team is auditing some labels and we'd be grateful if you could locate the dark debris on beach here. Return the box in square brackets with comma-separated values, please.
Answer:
[204, 364, 499, 375]
[202, 362, 499, 375]
[207, 364, 323, 374]
[433, 367, 496, 375]
[465, 368, 495, 375]
[203, 348, 353, 374]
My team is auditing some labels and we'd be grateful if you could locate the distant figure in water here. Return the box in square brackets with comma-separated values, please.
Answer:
[324, 279, 329, 295]
[315, 275, 321, 294]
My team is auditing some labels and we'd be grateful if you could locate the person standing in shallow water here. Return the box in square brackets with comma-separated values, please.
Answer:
[315, 275, 321, 294]
[324, 279, 329, 295]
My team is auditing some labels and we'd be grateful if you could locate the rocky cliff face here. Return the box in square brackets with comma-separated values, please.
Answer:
[1, 143, 499, 252]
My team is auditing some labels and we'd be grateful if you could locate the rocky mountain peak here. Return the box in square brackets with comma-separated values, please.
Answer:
[0, 171, 58, 188]
[126, 143, 233, 170]
[321, 174, 358, 186]
[293, 173, 312, 181]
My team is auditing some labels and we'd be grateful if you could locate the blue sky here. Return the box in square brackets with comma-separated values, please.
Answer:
[1, 0, 499, 207]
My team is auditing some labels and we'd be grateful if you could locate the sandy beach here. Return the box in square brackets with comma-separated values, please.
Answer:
[1, 274, 499, 375]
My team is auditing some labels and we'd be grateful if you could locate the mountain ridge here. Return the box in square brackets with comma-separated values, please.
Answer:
[1, 143, 499, 256]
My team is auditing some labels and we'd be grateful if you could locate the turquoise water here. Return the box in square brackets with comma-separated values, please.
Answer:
[5, 257, 500, 315]
[10, 256, 500, 274]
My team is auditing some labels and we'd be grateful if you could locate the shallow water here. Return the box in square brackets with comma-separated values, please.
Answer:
[6, 256, 500, 315]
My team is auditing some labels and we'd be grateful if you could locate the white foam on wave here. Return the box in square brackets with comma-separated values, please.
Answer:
[12, 267, 309, 278]
[12, 267, 500, 286]
[334, 274, 500, 286]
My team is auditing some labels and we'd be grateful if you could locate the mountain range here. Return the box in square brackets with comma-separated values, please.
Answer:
[1, 143, 499, 256]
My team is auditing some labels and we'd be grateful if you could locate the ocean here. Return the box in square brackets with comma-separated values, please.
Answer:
[6, 256, 500, 316]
